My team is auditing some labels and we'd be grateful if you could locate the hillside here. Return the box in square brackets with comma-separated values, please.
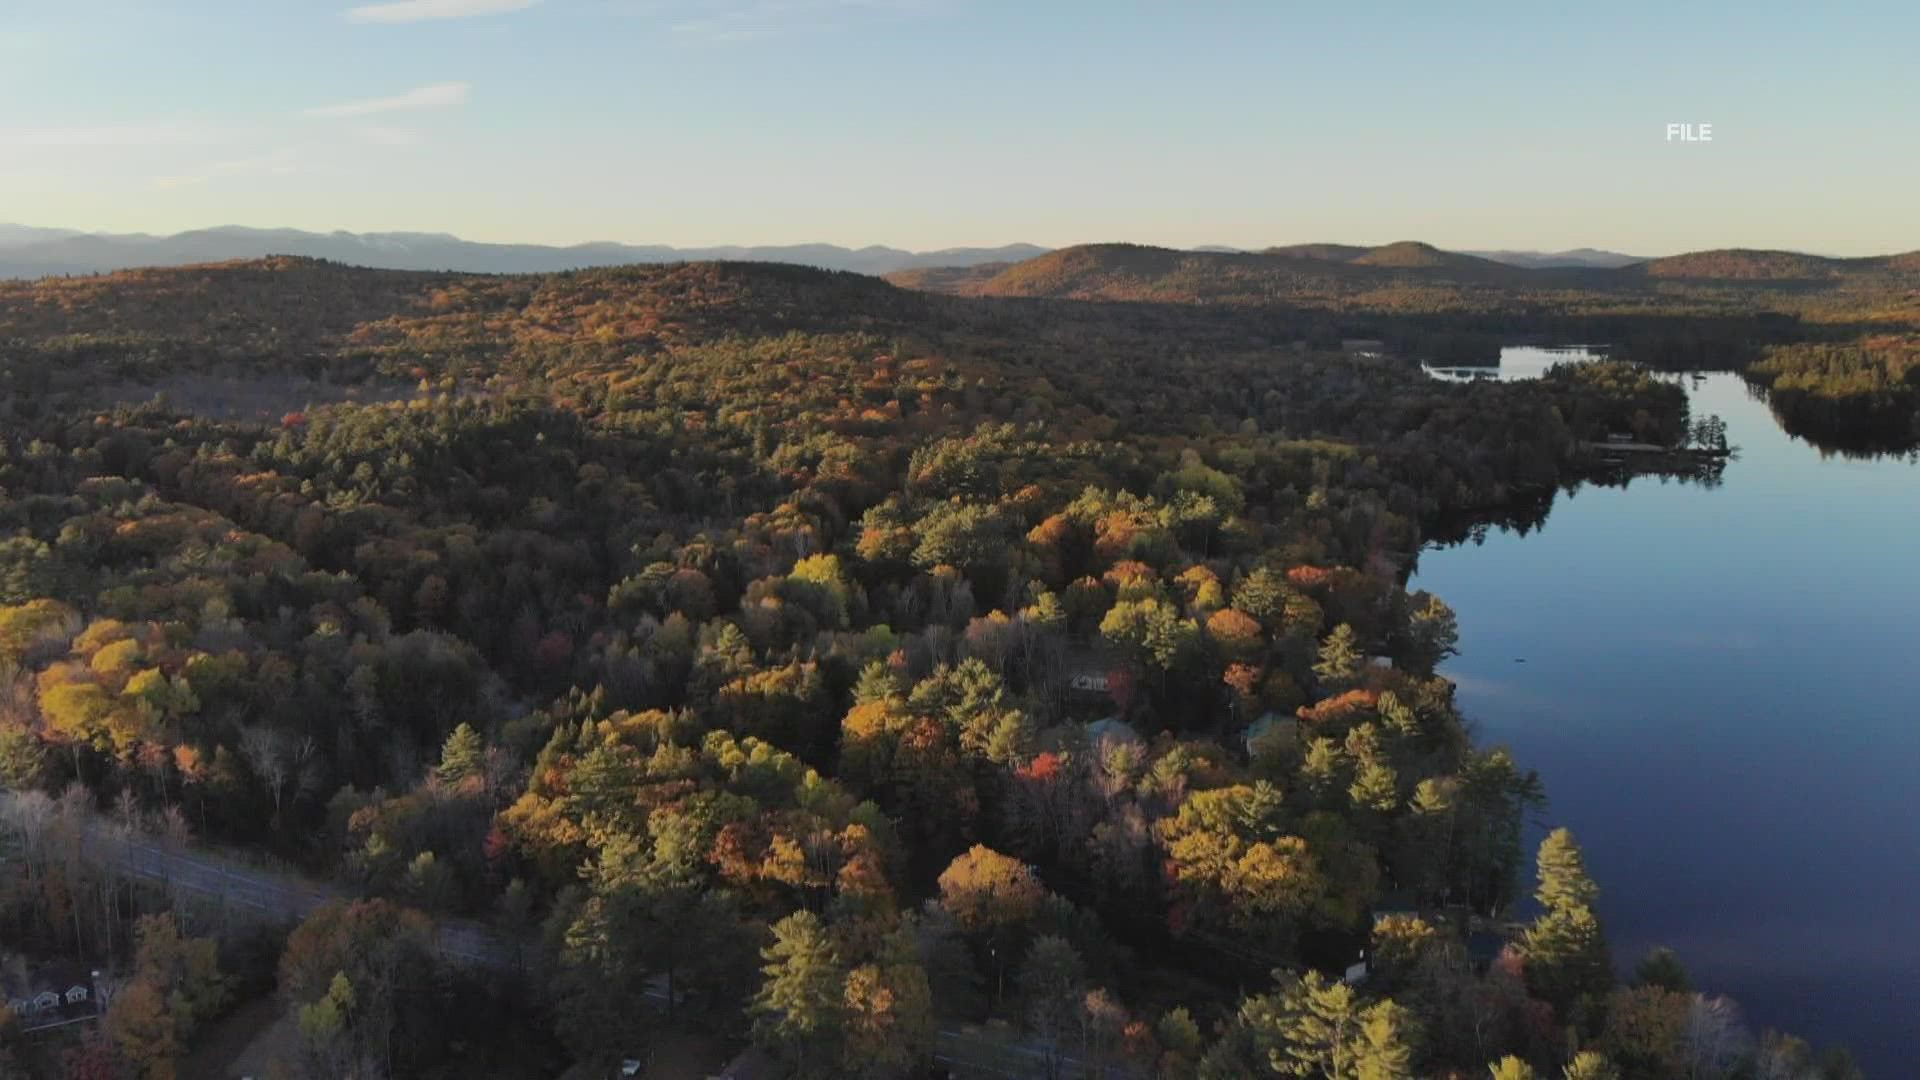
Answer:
[884, 241, 1920, 329]
[934, 242, 1542, 305]
[1262, 243, 1373, 262]
[0, 255, 1856, 1079]
[1633, 248, 1860, 280]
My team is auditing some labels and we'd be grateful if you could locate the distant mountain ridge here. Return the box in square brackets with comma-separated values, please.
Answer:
[7, 226, 1913, 295]
[885, 240, 1920, 302]
[1467, 248, 1647, 269]
[0, 224, 1049, 279]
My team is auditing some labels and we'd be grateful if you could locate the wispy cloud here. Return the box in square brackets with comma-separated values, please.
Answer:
[304, 82, 471, 119]
[652, 0, 945, 44]
[346, 0, 541, 22]
[153, 148, 300, 189]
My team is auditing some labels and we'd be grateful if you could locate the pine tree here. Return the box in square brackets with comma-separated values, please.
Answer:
[1273, 973, 1361, 1078]
[1349, 760, 1399, 813]
[437, 722, 484, 784]
[1314, 623, 1363, 691]
[1521, 903, 1611, 1013]
[1489, 1056, 1538, 1080]
[1633, 947, 1691, 993]
[753, 911, 846, 1077]
[1534, 828, 1599, 913]
[852, 660, 902, 705]
[1562, 1050, 1619, 1080]
[1353, 1000, 1417, 1080]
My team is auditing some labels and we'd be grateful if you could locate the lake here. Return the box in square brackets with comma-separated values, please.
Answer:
[1409, 347, 1920, 1072]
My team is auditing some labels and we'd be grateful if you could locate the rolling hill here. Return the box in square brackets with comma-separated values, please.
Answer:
[891, 241, 1557, 305]
[882, 241, 1920, 328]
[1633, 249, 1868, 280]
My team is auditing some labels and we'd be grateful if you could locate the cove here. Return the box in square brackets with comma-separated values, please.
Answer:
[1410, 348, 1920, 1072]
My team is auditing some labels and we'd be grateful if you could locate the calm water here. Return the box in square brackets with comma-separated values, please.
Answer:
[1410, 348, 1920, 1072]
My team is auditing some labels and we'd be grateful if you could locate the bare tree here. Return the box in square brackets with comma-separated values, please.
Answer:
[0, 788, 54, 886]
[1685, 993, 1751, 1079]
[240, 725, 294, 829]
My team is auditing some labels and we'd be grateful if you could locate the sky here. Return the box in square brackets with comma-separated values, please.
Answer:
[1, 0, 1917, 255]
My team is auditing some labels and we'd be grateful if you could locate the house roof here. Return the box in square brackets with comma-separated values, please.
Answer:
[1086, 717, 1141, 745]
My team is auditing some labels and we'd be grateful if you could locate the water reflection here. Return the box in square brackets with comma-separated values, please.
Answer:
[1411, 351, 1920, 1073]
[1423, 344, 1920, 458]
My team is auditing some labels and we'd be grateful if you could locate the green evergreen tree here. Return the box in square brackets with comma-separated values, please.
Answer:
[437, 722, 484, 784]
[752, 911, 846, 1077]
[1633, 947, 1691, 994]
[852, 660, 902, 705]
[1534, 828, 1599, 913]
[1489, 1056, 1538, 1080]
[1521, 904, 1611, 1014]
[1314, 623, 1363, 691]
[1349, 759, 1399, 813]
[1562, 1051, 1619, 1080]
[1272, 972, 1361, 1079]
[1352, 999, 1417, 1080]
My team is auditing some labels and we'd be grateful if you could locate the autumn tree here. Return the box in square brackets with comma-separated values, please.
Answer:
[1401, 592, 1460, 676]
[104, 915, 229, 1080]
[279, 900, 437, 1078]
[840, 924, 934, 1079]
[937, 845, 1049, 1005]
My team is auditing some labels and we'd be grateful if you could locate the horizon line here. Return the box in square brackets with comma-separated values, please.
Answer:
[8, 220, 1916, 261]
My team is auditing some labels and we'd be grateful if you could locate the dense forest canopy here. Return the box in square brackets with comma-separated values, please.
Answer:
[0, 257, 1865, 1079]
[889, 242, 1920, 453]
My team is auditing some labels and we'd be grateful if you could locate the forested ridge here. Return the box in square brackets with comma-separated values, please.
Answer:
[0, 258, 1856, 1078]
[890, 242, 1920, 453]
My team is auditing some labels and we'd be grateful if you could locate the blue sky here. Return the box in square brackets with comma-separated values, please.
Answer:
[1, 0, 1915, 254]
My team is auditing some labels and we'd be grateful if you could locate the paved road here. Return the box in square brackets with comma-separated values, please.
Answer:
[0, 792, 516, 970]
[9, 795, 1130, 1077]
[103, 828, 516, 968]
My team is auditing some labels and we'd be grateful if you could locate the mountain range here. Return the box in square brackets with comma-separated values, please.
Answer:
[0, 225, 1048, 279]
[5, 225, 1907, 299]
[880, 240, 1920, 319]
[1187, 244, 1646, 269]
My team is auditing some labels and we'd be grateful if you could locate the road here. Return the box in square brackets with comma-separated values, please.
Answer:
[0, 791, 516, 970]
[9, 795, 1131, 1077]
[102, 827, 516, 968]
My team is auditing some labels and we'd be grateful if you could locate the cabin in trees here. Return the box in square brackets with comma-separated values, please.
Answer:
[1, 956, 100, 1028]
[1245, 712, 1299, 755]
[1086, 716, 1142, 749]
[1063, 643, 1122, 705]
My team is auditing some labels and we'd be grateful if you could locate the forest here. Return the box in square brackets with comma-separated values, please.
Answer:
[892, 242, 1920, 455]
[0, 256, 1867, 1079]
